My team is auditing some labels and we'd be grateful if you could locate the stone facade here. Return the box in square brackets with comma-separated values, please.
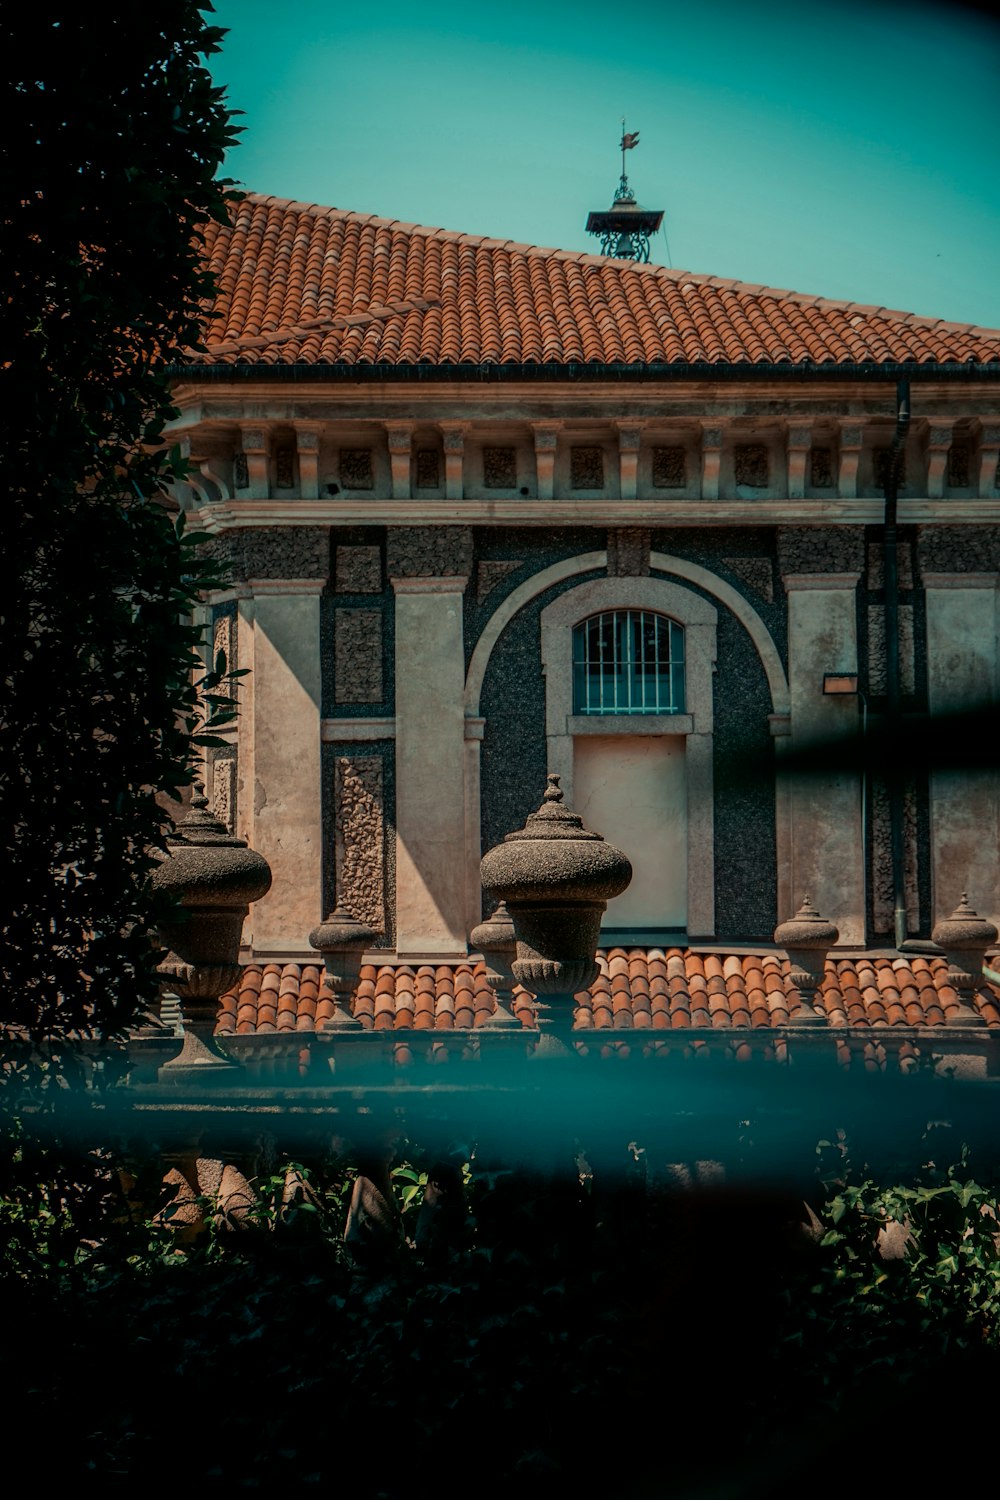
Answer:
[334, 757, 386, 932]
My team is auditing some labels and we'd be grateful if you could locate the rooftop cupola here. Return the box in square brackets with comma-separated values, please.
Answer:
[585, 123, 664, 263]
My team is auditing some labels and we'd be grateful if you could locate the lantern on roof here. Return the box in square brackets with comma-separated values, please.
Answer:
[585, 124, 664, 263]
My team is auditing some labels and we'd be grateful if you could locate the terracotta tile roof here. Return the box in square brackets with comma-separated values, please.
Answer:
[217, 949, 1000, 1045]
[191, 194, 1000, 370]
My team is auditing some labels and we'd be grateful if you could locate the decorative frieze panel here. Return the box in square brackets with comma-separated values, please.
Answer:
[233, 452, 249, 491]
[867, 604, 916, 695]
[339, 449, 374, 490]
[607, 528, 651, 577]
[570, 446, 604, 489]
[734, 444, 769, 488]
[651, 446, 686, 488]
[387, 525, 473, 579]
[212, 754, 237, 835]
[870, 777, 919, 936]
[334, 756, 385, 933]
[415, 449, 440, 488]
[810, 447, 834, 488]
[335, 546, 382, 595]
[482, 446, 517, 489]
[213, 612, 236, 675]
[334, 610, 382, 703]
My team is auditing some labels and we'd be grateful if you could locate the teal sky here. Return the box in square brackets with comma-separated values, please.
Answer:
[208, 0, 1000, 328]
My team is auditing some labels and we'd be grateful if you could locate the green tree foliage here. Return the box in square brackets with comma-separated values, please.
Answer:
[0, 6, 241, 1042]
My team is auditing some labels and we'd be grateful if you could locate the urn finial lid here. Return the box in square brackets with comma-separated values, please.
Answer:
[932, 893, 998, 951]
[470, 900, 516, 954]
[309, 904, 377, 955]
[503, 774, 603, 843]
[171, 784, 246, 849]
[774, 896, 840, 951]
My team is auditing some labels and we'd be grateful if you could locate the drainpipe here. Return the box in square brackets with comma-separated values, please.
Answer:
[882, 378, 910, 950]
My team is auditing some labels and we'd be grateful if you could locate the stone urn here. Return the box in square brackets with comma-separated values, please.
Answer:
[480, 774, 632, 1042]
[151, 788, 272, 1078]
[774, 897, 837, 1026]
[931, 894, 996, 1027]
[308, 905, 375, 1030]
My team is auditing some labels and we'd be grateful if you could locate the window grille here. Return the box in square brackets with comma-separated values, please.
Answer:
[572, 610, 685, 715]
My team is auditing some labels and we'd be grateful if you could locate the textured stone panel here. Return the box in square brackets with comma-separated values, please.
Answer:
[734, 444, 769, 488]
[867, 604, 915, 695]
[482, 446, 517, 488]
[871, 777, 919, 936]
[387, 525, 473, 579]
[652, 446, 686, 488]
[607, 528, 651, 577]
[335, 545, 382, 594]
[213, 612, 236, 674]
[865, 542, 914, 590]
[571, 446, 604, 489]
[722, 557, 774, 603]
[275, 447, 295, 488]
[334, 757, 385, 932]
[873, 448, 907, 489]
[339, 449, 374, 489]
[810, 447, 834, 488]
[778, 526, 864, 577]
[476, 559, 522, 603]
[227, 526, 329, 582]
[415, 448, 440, 488]
[916, 525, 1000, 574]
[233, 452, 249, 491]
[947, 446, 970, 487]
[212, 754, 237, 834]
[335, 610, 382, 703]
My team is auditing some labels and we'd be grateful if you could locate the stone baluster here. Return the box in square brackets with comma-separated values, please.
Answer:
[439, 423, 465, 500]
[774, 896, 838, 1026]
[616, 422, 643, 500]
[786, 424, 812, 500]
[931, 893, 997, 1027]
[837, 422, 863, 498]
[700, 424, 723, 501]
[385, 423, 413, 500]
[532, 424, 559, 500]
[240, 426, 271, 499]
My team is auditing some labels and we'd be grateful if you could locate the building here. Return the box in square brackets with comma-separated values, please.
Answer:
[165, 190, 1000, 1049]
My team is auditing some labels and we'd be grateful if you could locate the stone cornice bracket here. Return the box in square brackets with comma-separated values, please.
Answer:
[837, 420, 864, 499]
[786, 423, 812, 501]
[384, 422, 414, 501]
[532, 422, 561, 501]
[438, 423, 466, 501]
[700, 423, 723, 502]
[926, 419, 954, 500]
[240, 425, 271, 500]
[295, 424, 323, 499]
[978, 422, 1000, 498]
[616, 421, 645, 501]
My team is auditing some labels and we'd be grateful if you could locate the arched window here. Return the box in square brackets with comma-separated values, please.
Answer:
[572, 610, 685, 715]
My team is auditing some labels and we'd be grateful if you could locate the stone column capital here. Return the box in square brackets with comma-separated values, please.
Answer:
[838, 420, 864, 449]
[532, 422, 561, 450]
[240, 426, 270, 453]
[439, 423, 467, 452]
[978, 421, 1000, 447]
[701, 423, 724, 448]
[384, 422, 414, 453]
[615, 421, 645, 450]
[786, 423, 812, 451]
[295, 427, 321, 452]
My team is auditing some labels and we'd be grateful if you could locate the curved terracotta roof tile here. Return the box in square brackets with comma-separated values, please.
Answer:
[191, 195, 1000, 368]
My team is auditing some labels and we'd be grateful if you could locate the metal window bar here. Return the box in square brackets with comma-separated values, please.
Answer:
[573, 611, 685, 714]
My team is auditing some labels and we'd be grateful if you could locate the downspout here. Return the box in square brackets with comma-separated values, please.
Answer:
[882, 378, 910, 950]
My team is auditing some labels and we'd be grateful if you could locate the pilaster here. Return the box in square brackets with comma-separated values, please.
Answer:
[926, 422, 952, 500]
[616, 422, 644, 501]
[979, 423, 1000, 499]
[701, 424, 722, 501]
[240, 426, 271, 500]
[532, 423, 559, 501]
[296, 426, 321, 500]
[440, 423, 466, 501]
[786, 424, 811, 501]
[385, 423, 413, 500]
[837, 422, 863, 499]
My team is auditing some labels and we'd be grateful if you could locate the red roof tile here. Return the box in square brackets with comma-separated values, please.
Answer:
[217, 949, 1000, 1037]
[189, 195, 1000, 370]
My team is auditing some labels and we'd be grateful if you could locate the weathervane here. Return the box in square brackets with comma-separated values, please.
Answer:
[585, 120, 664, 263]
